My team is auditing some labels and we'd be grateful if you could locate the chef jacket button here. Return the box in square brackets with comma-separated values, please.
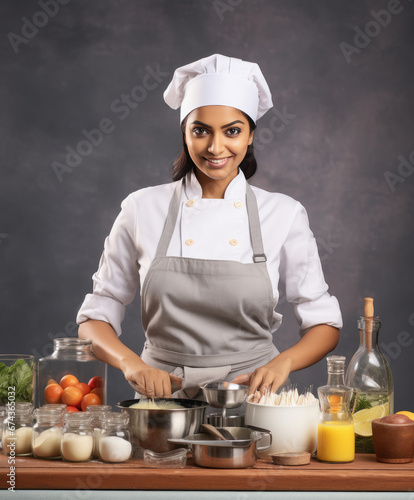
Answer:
[185, 239, 194, 246]
[186, 199, 195, 207]
[229, 239, 238, 246]
[234, 201, 242, 209]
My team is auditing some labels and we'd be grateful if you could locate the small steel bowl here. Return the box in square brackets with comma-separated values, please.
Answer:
[201, 382, 249, 409]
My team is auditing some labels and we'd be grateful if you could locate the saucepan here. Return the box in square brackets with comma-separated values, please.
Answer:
[169, 425, 272, 468]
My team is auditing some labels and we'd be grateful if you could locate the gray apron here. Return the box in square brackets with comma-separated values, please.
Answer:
[139, 178, 279, 399]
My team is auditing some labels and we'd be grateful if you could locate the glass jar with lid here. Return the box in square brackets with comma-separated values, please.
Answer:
[32, 408, 63, 459]
[61, 412, 93, 462]
[86, 404, 112, 458]
[38, 338, 107, 408]
[2, 402, 34, 456]
[99, 412, 132, 463]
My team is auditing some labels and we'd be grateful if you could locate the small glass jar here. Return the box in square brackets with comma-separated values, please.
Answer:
[41, 404, 67, 418]
[99, 413, 132, 463]
[32, 408, 63, 459]
[2, 402, 34, 456]
[86, 405, 112, 458]
[0, 406, 7, 450]
[61, 413, 93, 462]
[38, 338, 107, 407]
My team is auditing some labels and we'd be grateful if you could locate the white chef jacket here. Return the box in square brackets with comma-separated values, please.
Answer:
[77, 170, 343, 336]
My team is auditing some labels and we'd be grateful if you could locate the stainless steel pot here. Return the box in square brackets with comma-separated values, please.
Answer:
[117, 398, 208, 453]
[169, 425, 272, 468]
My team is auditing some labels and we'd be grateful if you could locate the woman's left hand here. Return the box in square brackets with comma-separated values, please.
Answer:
[231, 356, 292, 401]
[232, 325, 340, 400]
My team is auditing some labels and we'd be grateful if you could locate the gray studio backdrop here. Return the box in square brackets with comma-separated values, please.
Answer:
[1, 0, 413, 410]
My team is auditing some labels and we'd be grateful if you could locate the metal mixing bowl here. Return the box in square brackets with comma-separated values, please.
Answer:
[201, 382, 249, 409]
[116, 398, 208, 453]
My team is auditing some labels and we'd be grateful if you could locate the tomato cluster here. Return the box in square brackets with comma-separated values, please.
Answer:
[44, 374, 104, 412]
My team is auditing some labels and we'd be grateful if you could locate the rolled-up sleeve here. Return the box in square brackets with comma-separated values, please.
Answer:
[279, 203, 343, 333]
[76, 195, 140, 336]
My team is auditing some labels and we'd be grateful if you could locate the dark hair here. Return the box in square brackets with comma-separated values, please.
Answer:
[171, 111, 258, 181]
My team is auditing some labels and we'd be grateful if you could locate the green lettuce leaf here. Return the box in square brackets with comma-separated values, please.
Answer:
[0, 359, 34, 404]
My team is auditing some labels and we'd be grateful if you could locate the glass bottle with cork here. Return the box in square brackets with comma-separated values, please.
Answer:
[345, 297, 394, 453]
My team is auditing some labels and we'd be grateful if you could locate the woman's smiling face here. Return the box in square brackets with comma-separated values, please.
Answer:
[184, 105, 254, 198]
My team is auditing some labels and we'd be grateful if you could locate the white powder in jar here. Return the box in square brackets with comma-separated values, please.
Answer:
[32, 427, 61, 458]
[3, 427, 33, 455]
[99, 436, 132, 462]
[61, 433, 93, 462]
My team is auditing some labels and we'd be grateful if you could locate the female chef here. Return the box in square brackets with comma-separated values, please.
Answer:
[77, 54, 342, 400]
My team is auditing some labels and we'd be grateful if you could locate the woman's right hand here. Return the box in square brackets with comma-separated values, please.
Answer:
[78, 321, 183, 398]
[123, 358, 182, 398]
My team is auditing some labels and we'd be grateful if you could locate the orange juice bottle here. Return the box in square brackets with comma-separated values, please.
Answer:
[317, 421, 355, 462]
[317, 356, 355, 463]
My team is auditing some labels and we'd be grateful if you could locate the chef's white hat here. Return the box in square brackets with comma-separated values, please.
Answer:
[163, 54, 273, 123]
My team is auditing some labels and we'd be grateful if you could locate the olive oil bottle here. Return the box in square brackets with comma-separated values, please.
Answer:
[345, 298, 394, 453]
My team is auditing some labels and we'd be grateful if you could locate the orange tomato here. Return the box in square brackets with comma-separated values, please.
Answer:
[75, 382, 91, 397]
[60, 374, 80, 389]
[328, 395, 342, 405]
[328, 394, 343, 413]
[90, 387, 103, 400]
[81, 392, 102, 412]
[44, 383, 63, 404]
[66, 406, 80, 413]
[61, 386, 83, 407]
[88, 376, 103, 389]
[46, 379, 58, 386]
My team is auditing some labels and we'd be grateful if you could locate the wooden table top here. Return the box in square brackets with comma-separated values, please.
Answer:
[1, 452, 413, 491]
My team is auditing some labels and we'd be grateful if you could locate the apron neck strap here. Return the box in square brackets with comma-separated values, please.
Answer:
[155, 178, 267, 263]
[154, 181, 182, 259]
[245, 182, 267, 263]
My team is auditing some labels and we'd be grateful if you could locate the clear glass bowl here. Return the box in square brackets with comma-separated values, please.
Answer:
[143, 448, 187, 468]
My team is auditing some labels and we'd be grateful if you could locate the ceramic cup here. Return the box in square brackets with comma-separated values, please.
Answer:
[372, 418, 414, 463]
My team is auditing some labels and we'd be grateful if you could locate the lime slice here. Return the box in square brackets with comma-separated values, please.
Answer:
[353, 404, 388, 437]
